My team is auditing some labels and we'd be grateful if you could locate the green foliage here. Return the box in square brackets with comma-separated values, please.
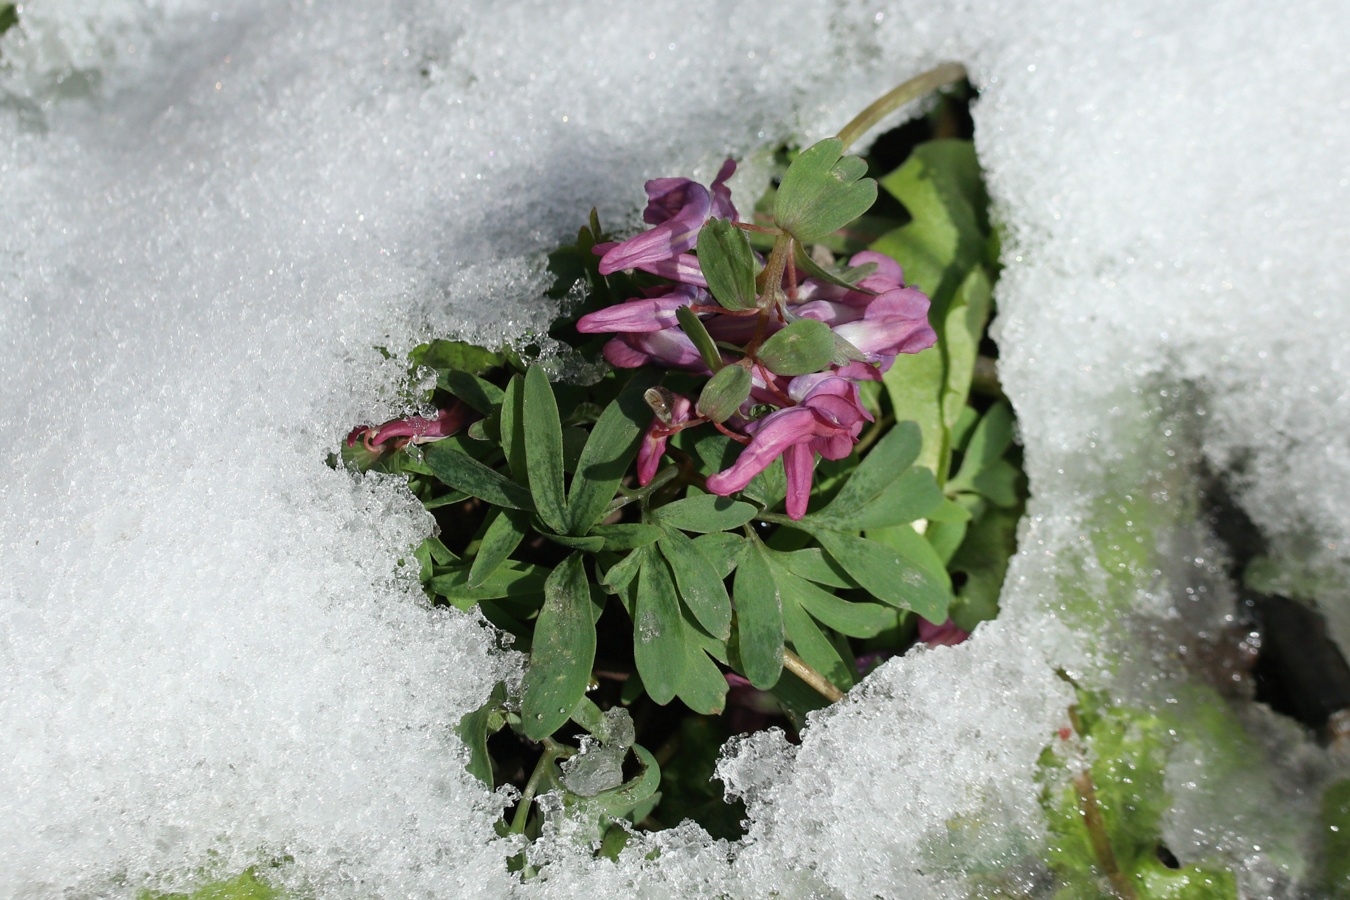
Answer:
[774, 138, 878, 244]
[339, 108, 1024, 856]
[698, 218, 759, 311]
[139, 868, 284, 900]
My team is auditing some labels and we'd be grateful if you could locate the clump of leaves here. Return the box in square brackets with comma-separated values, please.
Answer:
[339, 65, 1025, 858]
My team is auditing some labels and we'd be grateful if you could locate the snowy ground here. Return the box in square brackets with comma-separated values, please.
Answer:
[2, 1, 1349, 897]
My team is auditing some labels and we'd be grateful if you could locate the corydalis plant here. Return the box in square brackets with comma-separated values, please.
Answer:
[340, 61, 1016, 854]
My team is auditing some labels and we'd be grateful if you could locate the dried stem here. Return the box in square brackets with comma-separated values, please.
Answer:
[836, 62, 969, 151]
[783, 648, 846, 703]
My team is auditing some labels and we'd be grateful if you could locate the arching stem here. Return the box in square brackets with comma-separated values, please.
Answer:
[836, 62, 968, 151]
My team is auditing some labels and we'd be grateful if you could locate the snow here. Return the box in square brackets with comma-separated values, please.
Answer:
[2, 0, 1348, 897]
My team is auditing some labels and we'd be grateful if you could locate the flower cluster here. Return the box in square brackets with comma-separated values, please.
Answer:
[578, 161, 936, 518]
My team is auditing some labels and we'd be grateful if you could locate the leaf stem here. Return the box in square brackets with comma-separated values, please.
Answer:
[783, 648, 846, 703]
[1073, 769, 1137, 900]
[836, 62, 968, 151]
[608, 465, 680, 515]
[510, 744, 561, 835]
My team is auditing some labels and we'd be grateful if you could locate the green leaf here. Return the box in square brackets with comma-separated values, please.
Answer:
[590, 523, 662, 550]
[733, 539, 785, 689]
[872, 139, 988, 319]
[881, 347, 945, 478]
[698, 218, 759, 311]
[497, 374, 527, 479]
[812, 420, 922, 521]
[657, 527, 732, 639]
[520, 554, 595, 741]
[940, 266, 992, 430]
[692, 531, 744, 578]
[677, 640, 730, 715]
[567, 372, 659, 533]
[840, 466, 944, 531]
[791, 243, 879, 294]
[774, 138, 878, 244]
[427, 561, 548, 610]
[438, 370, 505, 415]
[411, 339, 503, 376]
[782, 590, 852, 689]
[947, 401, 1016, 500]
[768, 546, 856, 588]
[778, 566, 896, 637]
[696, 363, 753, 423]
[468, 507, 530, 588]
[422, 442, 535, 511]
[632, 548, 689, 705]
[600, 549, 643, 594]
[138, 868, 284, 900]
[651, 493, 757, 533]
[455, 682, 507, 786]
[523, 366, 568, 534]
[756, 318, 836, 376]
[676, 304, 724, 372]
[544, 532, 606, 551]
[809, 528, 951, 623]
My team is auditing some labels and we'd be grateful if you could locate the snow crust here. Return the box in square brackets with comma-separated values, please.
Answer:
[2, 0, 1348, 896]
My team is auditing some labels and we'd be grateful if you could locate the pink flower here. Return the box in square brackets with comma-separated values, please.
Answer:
[347, 401, 473, 453]
[577, 284, 697, 334]
[597, 159, 737, 278]
[704, 375, 872, 519]
[636, 392, 695, 485]
[918, 618, 970, 648]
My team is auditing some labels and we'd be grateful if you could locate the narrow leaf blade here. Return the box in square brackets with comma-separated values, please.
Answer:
[523, 366, 568, 533]
[422, 442, 535, 511]
[733, 539, 785, 689]
[520, 554, 596, 740]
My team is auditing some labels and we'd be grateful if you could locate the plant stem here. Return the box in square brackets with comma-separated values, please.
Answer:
[783, 648, 846, 703]
[510, 744, 560, 835]
[608, 465, 680, 515]
[1073, 769, 1137, 900]
[836, 62, 968, 151]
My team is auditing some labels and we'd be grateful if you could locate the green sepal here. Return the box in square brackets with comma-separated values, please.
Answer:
[773, 138, 878, 244]
[520, 554, 596, 741]
[523, 366, 569, 534]
[696, 363, 753, 423]
[756, 318, 835, 376]
[698, 217, 759, 311]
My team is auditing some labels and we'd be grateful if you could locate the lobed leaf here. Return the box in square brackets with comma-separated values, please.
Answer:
[632, 548, 689, 705]
[428, 560, 548, 610]
[774, 138, 878, 245]
[657, 526, 732, 639]
[809, 528, 951, 624]
[651, 493, 757, 533]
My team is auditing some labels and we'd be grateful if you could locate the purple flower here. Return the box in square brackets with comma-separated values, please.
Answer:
[347, 401, 474, 453]
[704, 376, 872, 519]
[917, 618, 971, 648]
[597, 159, 737, 278]
[635, 391, 695, 485]
[577, 284, 697, 335]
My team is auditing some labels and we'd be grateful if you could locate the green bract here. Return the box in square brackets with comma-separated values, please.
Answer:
[774, 137, 878, 245]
